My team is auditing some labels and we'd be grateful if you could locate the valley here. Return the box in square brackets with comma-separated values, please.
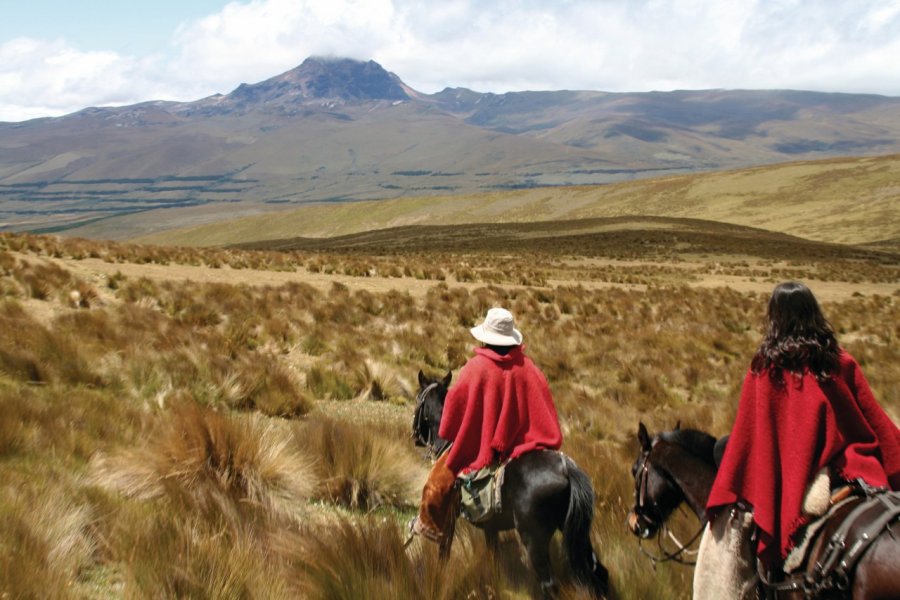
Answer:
[3, 57, 900, 239]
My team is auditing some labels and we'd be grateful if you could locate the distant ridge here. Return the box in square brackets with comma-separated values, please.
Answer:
[232, 215, 898, 265]
[2, 56, 900, 238]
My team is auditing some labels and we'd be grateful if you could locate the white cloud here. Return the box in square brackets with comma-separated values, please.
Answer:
[1, 0, 899, 122]
[0, 37, 182, 121]
[168, 0, 402, 93]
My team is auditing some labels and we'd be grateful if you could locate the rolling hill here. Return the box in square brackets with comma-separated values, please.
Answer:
[231, 216, 900, 269]
[2, 57, 900, 239]
[135, 153, 900, 248]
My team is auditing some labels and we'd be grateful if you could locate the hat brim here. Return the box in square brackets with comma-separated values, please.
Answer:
[470, 325, 523, 346]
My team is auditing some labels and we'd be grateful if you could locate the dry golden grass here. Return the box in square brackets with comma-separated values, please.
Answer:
[277, 514, 599, 600]
[0, 229, 898, 598]
[103, 499, 289, 599]
[296, 418, 425, 511]
[134, 153, 900, 247]
[89, 402, 317, 526]
[0, 478, 95, 600]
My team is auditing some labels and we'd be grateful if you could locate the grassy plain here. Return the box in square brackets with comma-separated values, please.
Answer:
[135, 153, 900, 248]
[1, 215, 899, 598]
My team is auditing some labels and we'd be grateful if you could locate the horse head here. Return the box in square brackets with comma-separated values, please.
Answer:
[627, 421, 720, 542]
[627, 422, 690, 539]
[412, 369, 452, 457]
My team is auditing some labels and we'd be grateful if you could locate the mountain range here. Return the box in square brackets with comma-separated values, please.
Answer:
[2, 56, 900, 239]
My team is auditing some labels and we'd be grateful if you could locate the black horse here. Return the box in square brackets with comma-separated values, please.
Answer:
[627, 422, 718, 542]
[412, 370, 609, 599]
[627, 422, 900, 600]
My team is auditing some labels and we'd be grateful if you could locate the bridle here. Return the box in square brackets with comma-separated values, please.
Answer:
[411, 382, 450, 459]
[404, 381, 444, 552]
[633, 446, 704, 567]
[634, 448, 668, 527]
[635, 451, 654, 520]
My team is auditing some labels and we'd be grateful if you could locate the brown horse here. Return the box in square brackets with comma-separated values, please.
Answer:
[627, 422, 900, 599]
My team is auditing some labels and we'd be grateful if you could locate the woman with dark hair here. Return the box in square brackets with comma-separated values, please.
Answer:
[749, 280, 841, 381]
[694, 282, 900, 599]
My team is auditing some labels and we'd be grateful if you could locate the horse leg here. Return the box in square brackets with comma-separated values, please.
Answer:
[520, 527, 556, 599]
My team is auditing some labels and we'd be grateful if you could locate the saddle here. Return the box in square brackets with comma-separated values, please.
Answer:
[760, 485, 900, 598]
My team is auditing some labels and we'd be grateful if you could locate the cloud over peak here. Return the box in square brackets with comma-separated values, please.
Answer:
[2, 0, 899, 122]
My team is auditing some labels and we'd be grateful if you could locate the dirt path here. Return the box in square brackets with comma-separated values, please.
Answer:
[52, 256, 442, 297]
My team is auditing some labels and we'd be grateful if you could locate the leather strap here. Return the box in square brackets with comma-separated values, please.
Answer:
[756, 488, 900, 598]
[816, 489, 900, 589]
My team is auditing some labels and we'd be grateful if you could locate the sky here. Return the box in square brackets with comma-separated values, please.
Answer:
[1, 0, 900, 122]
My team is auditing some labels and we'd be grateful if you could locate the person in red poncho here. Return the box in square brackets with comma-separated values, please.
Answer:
[411, 307, 563, 542]
[694, 282, 900, 599]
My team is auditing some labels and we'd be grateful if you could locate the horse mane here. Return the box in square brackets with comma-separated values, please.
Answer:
[657, 429, 716, 465]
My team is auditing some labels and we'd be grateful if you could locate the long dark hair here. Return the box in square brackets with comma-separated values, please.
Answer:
[751, 281, 840, 381]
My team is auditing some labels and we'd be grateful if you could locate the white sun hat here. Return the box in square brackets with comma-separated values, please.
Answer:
[470, 307, 523, 346]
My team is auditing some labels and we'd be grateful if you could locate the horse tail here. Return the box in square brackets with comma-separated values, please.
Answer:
[564, 456, 609, 598]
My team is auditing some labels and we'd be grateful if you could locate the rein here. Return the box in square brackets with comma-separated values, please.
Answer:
[404, 381, 451, 552]
[634, 448, 704, 567]
[637, 515, 705, 567]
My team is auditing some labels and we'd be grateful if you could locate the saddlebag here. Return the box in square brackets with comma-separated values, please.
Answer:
[458, 463, 505, 524]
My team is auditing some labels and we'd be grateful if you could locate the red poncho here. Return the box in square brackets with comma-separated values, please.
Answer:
[438, 346, 563, 475]
[708, 350, 900, 566]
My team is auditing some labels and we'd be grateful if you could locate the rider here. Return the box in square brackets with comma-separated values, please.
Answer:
[694, 281, 900, 598]
[411, 307, 563, 542]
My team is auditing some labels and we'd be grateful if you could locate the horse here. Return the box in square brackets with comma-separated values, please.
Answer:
[626, 422, 900, 599]
[412, 370, 609, 599]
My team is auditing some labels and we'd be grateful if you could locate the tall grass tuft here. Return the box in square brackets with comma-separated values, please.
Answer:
[280, 516, 519, 599]
[233, 354, 314, 417]
[89, 402, 316, 527]
[353, 359, 411, 402]
[0, 300, 101, 386]
[0, 479, 96, 600]
[113, 502, 288, 599]
[297, 418, 425, 510]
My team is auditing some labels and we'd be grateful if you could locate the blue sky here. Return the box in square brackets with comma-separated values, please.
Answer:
[1, 1, 227, 55]
[2, 0, 899, 122]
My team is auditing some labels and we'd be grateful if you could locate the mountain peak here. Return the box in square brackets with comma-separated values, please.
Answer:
[226, 56, 410, 107]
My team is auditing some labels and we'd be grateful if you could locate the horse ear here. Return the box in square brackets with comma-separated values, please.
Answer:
[674, 420, 681, 431]
[441, 370, 452, 388]
[418, 370, 428, 389]
[638, 422, 651, 451]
